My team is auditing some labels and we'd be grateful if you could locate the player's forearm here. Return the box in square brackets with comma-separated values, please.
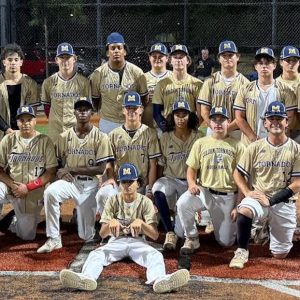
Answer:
[147, 159, 158, 188]
[227, 119, 239, 133]
[92, 97, 101, 112]
[105, 162, 115, 180]
[233, 169, 251, 196]
[69, 165, 106, 177]
[99, 223, 111, 239]
[142, 223, 159, 240]
[235, 113, 257, 142]
[187, 166, 197, 188]
[0, 170, 15, 189]
[141, 94, 149, 106]
[287, 110, 296, 131]
[200, 105, 211, 128]
[39, 167, 57, 185]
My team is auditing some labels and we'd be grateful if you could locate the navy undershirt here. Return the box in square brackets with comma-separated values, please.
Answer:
[7, 84, 21, 130]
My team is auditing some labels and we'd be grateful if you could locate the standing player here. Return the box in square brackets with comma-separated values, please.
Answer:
[0, 43, 39, 140]
[90, 32, 148, 133]
[152, 100, 201, 250]
[234, 47, 297, 145]
[0, 105, 57, 240]
[152, 44, 203, 132]
[199, 41, 249, 138]
[143, 43, 171, 128]
[41, 43, 91, 143]
[96, 91, 161, 214]
[37, 98, 114, 253]
[59, 163, 190, 293]
[176, 106, 244, 254]
[229, 101, 300, 269]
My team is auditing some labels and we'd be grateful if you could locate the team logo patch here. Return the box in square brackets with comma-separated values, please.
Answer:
[215, 107, 223, 113]
[127, 95, 136, 102]
[154, 45, 162, 51]
[213, 153, 224, 164]
[21, 107, 30, 113]
[289, 48, 296, 54]
[175, 45, 183, 51]
[178, 102, 185, 108]
[224, 43, 231, 49]
[123, 168, 131, 175]
[260, 48, 269, 54]
[61, 45, 69, 51]
[271, 105, 280, 112]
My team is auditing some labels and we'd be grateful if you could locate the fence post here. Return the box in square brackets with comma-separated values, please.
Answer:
[0, 0, 7, 47]
[96, 0, 103, 63]
[271, 0, 277, 48]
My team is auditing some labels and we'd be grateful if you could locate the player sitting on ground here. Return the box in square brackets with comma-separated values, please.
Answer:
[176, 106, 245, 255]
[229, 101, 300, 269]
[152, 100, 201, 251]
[96, 91, 161, 216]
[60, 163, 190, 293]
[0, 105, 57, 240]
[37, 98, 114, 253]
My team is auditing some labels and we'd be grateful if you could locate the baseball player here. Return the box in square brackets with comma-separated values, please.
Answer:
[143, 43, 172, 128]
[0, 105, 57, 240]
[60, 163, 190, 293]
[96, 91, 161, 215]
[37, 98, 114, 253]
[41, 43, 91, 143]
[152, 44, 203, 132]
[229, 101, 300, 269]
[152, 100, 202, 250]
[234, 47, 297, 145]
[0, 43, 39, 140]
[176, 106, 245, 255]
[90, 32, 148, 133]
[199, 41, 249, 138]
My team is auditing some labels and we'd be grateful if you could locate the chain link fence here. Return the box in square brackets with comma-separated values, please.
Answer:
[2, 1, 300, 77]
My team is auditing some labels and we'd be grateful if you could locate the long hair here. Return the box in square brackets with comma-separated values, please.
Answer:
[165, 111, 199, 132]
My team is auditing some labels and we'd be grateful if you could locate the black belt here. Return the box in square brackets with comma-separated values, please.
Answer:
[77, 176, 93, 181]
[209, 188, 238, 196]
[177, 178, 187, 181]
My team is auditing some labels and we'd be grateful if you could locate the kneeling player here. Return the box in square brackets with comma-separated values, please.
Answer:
[60, 163, 190, 293]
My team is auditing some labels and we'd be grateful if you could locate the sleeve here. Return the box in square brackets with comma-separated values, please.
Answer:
[291, 144, 300, 177]
[282, 83, 297, 111]
[82, 77, 92, 98]
[142, 197, 158, 225]
[100, 196, 115, 224]
[235, 141, 246, 167]
[90, 70, 101, 99]
[0, 136, 8, 168]
[96, 133, 115, 164]
[236, 145, 254, 178]
[26, 79, 40, 106]
[157, 134, 166, 167]
[136, 72, 148, 96]
[186, 140, 201, 170]
[197, 78, 213, 106]
[44, 137, 58, 169]
[148, 129, 161, 159]
[41, 78, 51, 105]
[233, 84, 247, 112]
[0, 114, 9, 132]
[152, 81, 164, 105]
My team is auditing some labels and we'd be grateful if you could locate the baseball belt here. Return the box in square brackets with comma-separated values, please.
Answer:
[209, 188, 238, 196]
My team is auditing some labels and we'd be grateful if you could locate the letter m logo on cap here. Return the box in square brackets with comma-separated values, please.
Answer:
[289, 48, 296, 54]
[21, 107, 30, 113]
[178, 101, 185, 108]
[215, 107, 223, 113]
[224, 43, 231, 49]
[272, 105, 280, 112]
[154, 45, 162, 51]
[128, 95, 136, 102]
[61, 45, 69, 52]
[123, 168, 131, 175]
[261, 48, 269, 54]
[175, 45, 183, 51]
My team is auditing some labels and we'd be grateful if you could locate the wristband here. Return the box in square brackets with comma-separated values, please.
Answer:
[269, 187, 294, 206]
[26, 178, 43, 191]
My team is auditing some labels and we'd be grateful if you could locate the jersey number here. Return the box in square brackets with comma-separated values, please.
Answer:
[34, 166, 44, 177]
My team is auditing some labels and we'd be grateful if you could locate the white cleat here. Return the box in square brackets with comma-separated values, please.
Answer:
[37, 236, 62, 253]
[60, 269, 97, 291]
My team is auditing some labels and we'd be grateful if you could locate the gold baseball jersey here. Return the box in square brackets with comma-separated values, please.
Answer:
[0, 131, 57, 214]
[159, 130, 202, 179]
[0, 74, 39, 139]
[109, 124, 161, 181]
[236, 138, 300, 198]
[90, 62, 148, 123]
[198, 71, 249, 120]
[56, 126, 114, 170]
[100, 193, 158, 230]
[187, 136, 245, 192]
[41, 72, 91, 143]
[152, 73, 203, 118]
[233, 80, 297, 145]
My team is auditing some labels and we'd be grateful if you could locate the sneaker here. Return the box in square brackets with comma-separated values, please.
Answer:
[37, 236, 62, 253]
[229, 248, 249, 269]
[153, 269, 190, 293]
[163, 231, 178, 250]
[180, 237, 200, 255]
[60, 269, 97, 291]
[205, 220, 214, 234]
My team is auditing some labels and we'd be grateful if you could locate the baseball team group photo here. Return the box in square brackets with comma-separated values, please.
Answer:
[1, 1, 300, 299]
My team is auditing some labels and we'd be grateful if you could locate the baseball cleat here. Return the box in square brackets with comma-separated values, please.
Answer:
[163, 231, 178, 251]
[229, 248, 249, 269]
[60, 269, 97, 291]
[204, 220, 214, 234]
[37, 236, 62, 253]
[180, 237, 200, 255]
[153, 269, 190, 293]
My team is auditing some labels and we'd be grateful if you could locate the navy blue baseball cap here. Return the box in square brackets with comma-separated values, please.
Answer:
[255, 47, 276, 60]
[118, 163, 139, 181]
[16, 105, 36, 119]
[122, 92, 142, 107]
[264, 101, 287, 118]
[209, 106, 229, 119]
[149, 43, 168, 56]
[74, 97, 93, 110]
[172, 100, 191, 112]
[56, 43, 75, 57]
[106, 32, 125, 45]
[280, 46, 300, 59]
[170, 44, 189, 56]
[218, 41, 238, 55]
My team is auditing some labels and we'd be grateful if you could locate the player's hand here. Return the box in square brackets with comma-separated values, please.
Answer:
[189, 184, 200, 195]
[246, 190, 270, 207]
[57, 168, 74, 182]
[146, 191, 154, 201]
[230, 208, 238, 221]
[130, 219, 144, 237]
[5, 128, 14, 135]
[101, 178, 118, 188]
[108, 219, 121, 237]
[12, 182, 28, 199]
